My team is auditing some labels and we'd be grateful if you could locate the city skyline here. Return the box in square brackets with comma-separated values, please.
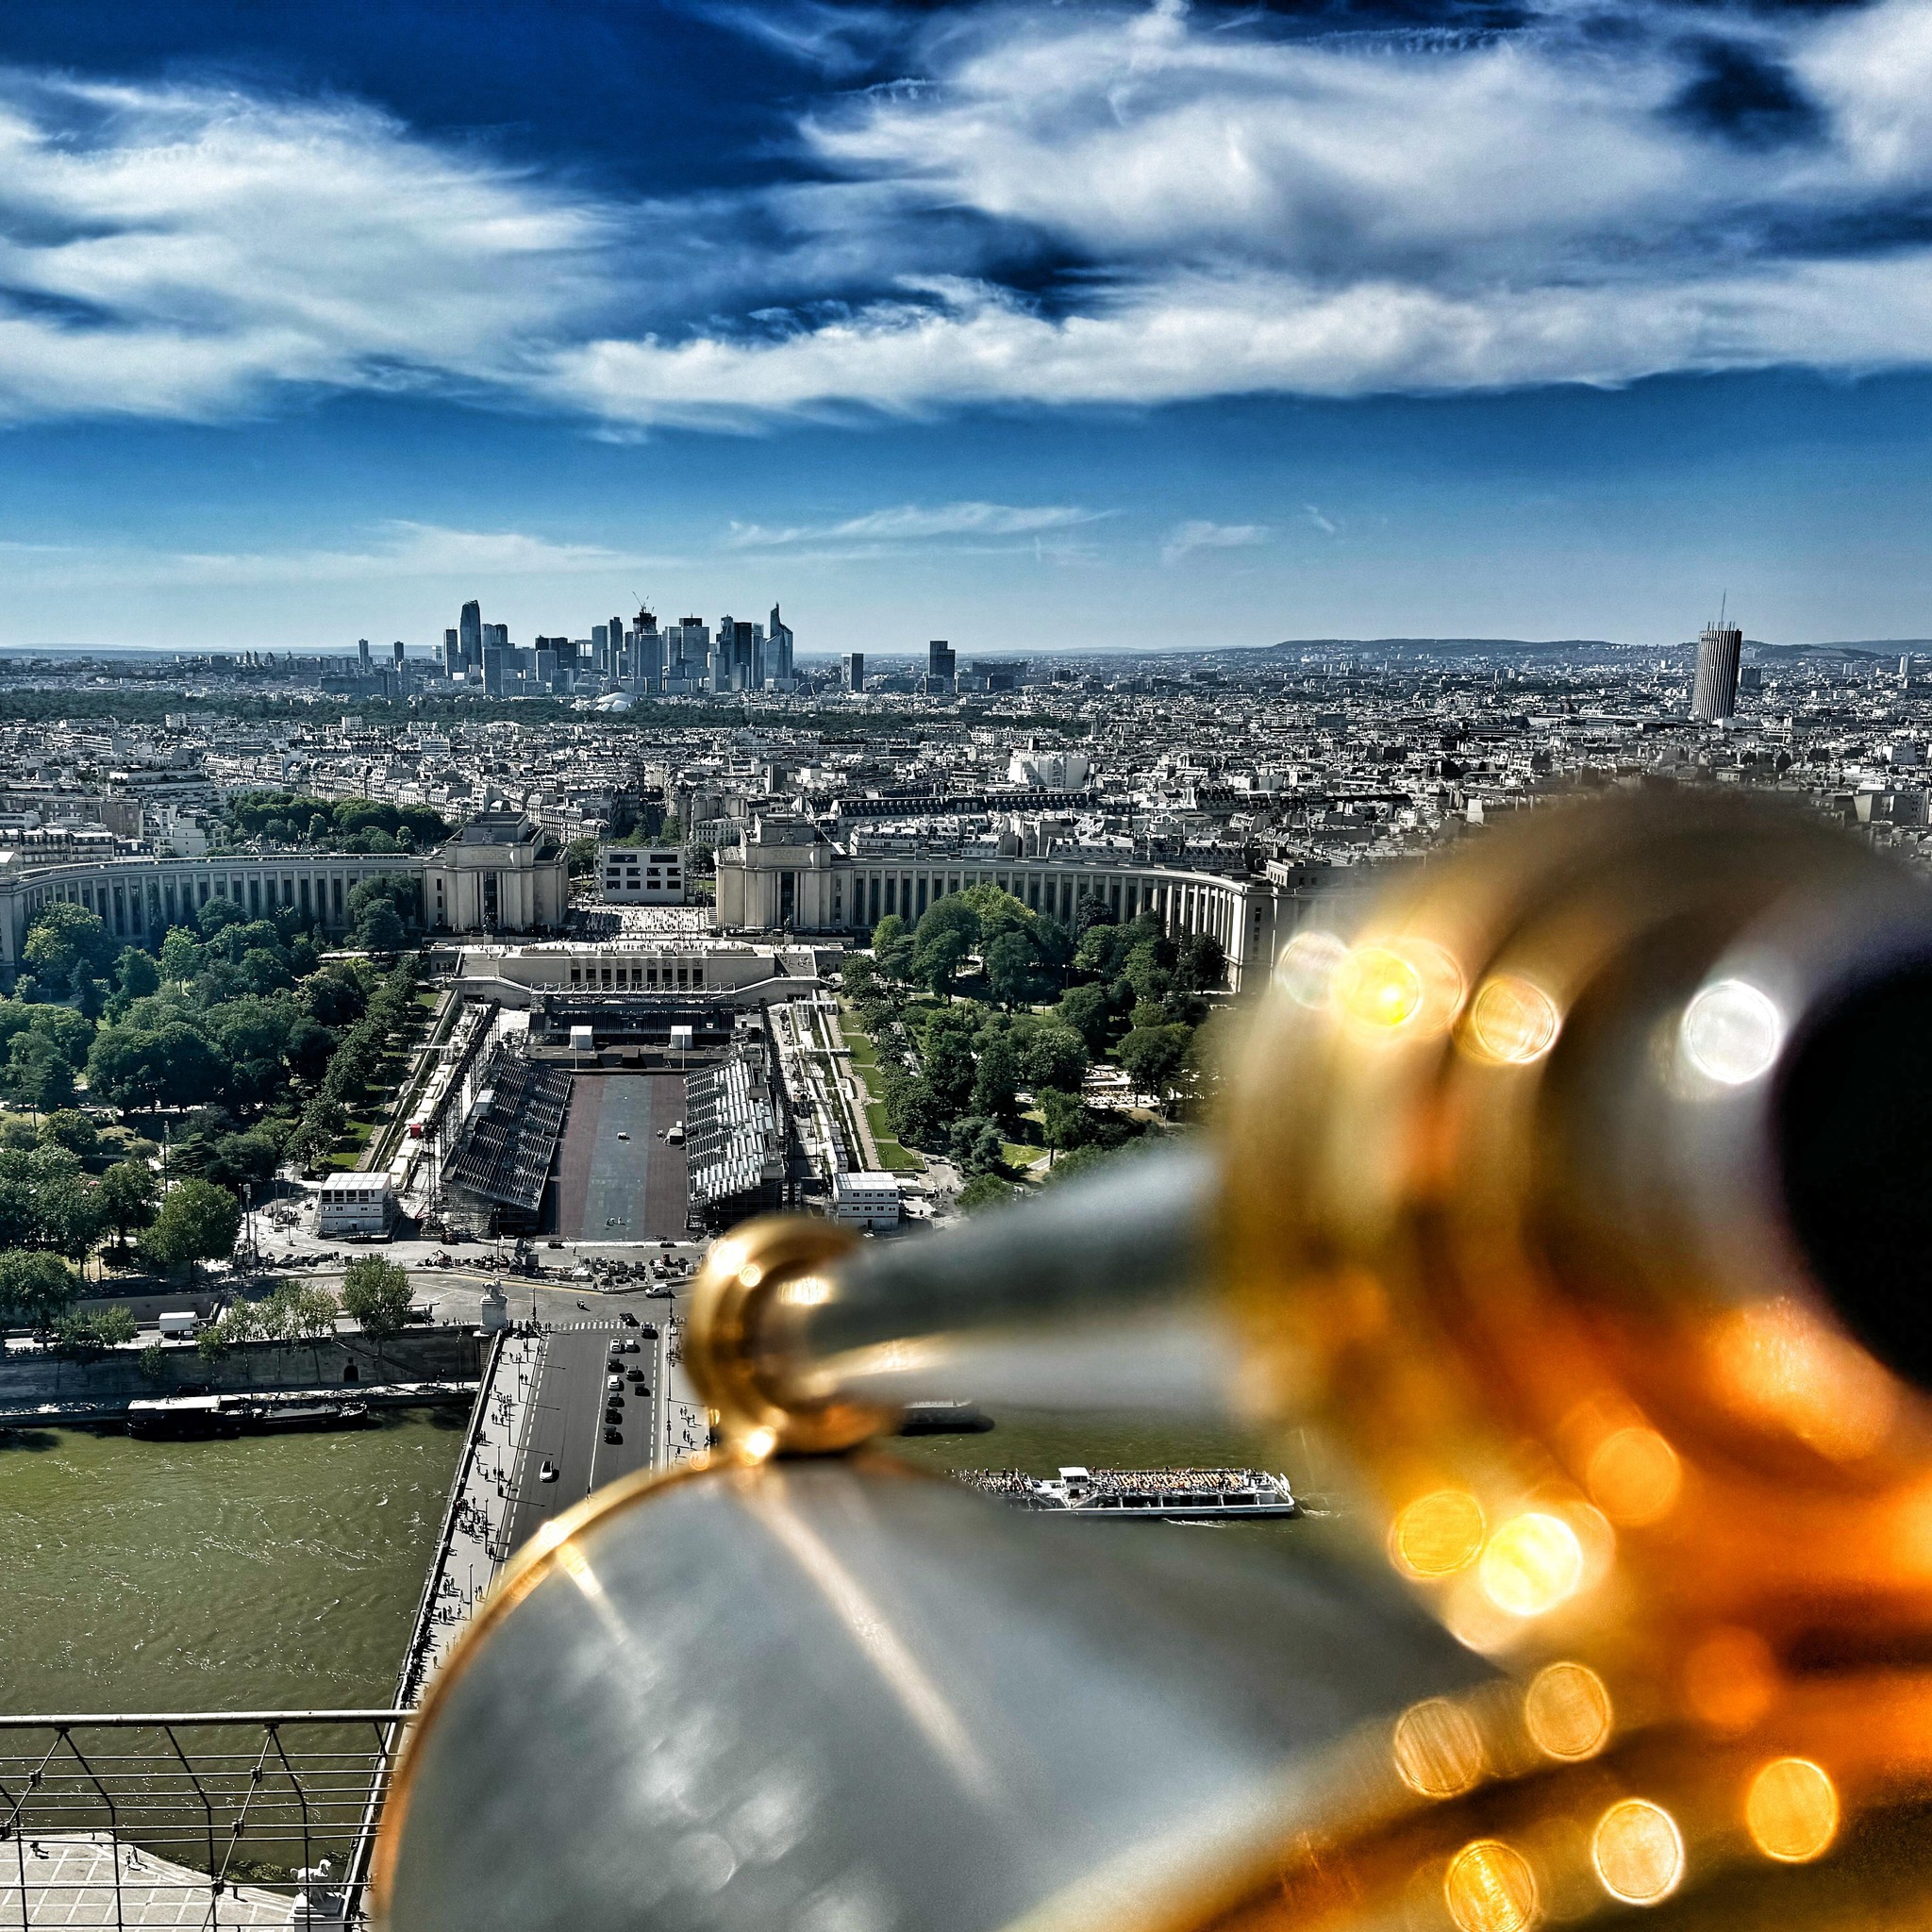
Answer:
[9, 1, 1932, 648]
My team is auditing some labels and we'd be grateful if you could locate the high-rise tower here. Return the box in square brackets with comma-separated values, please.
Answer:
[459, 600, 483, 669]
[1692, 616, 1743, 723]
[769, 604, 795, 686]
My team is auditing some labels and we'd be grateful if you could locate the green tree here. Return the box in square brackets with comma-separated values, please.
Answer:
[882, 1075, 948, 1150]
[1037, 1087, 1093, 1161]
[1053, 983, 1116, 1054]
[37, 1174, 106, 1259]
[288, 1097, 346, 1171]
[197, 895, 246, 940]
[839, 953, 879, 1001]
[922, 1024, 977, 1115]
[1020, 1024, 1088, 1095]
[911, 898, 979, 998]
[354, 902, 407, 953]
[947, 1116, 1007, 1174]
[22, 904, 116, 994]
[1044, 1142, 1120, 1186]
[158, 927, 203, 984]
[98, 1159, 158, 1250]
[138, 1341, 169, 1381]
[984, 929, 1052, 1008]
[871, 914, 916, 984]
[7, 1031, 75, 1112]
[341, 1256, 413, 1339]
[0, 1250, 80, 1332]
[970, 1033, 1021, 1123]
[140, 1178, 242, 1276]
[115, 948, 160, 999]
[957, 1173, 1013, 1212]
[39, 1109, 99, 1165]
[54, 1305, 137, 1354]
[257, 1278, 340, 1341]
[1175, 931, 1226, 991]
[1118, 1024, 1191, 1113]
[564, 835, 599, 876]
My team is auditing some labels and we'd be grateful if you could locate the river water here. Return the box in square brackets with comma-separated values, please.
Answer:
[0, 1397, 1330, 1718]
[0, 1410, 466, 1715]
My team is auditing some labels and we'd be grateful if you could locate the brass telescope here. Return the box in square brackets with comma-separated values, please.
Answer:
[375, 791, 1932, 1932]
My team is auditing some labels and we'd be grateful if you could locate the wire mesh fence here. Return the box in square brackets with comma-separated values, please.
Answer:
[0, 1712, 409, 1929]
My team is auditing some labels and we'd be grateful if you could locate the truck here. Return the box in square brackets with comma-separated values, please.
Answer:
[158, 1311, 199, 1340]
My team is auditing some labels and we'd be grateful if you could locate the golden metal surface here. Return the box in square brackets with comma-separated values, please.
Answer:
[682, 1213, 900, 1452]
[383, 793, 1932, 1932]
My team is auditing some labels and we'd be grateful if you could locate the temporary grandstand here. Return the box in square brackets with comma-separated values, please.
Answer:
[442, 1041, 574, 1234]
[685, 1032, 789, 1224]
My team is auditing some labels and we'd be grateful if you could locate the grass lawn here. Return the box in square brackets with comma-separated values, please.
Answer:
[840, 1005, 924, 1171]
[324, 1118, 376, 1171]
[865, 1105, 924, 1172]
[1001, 1141, 1048, 1172]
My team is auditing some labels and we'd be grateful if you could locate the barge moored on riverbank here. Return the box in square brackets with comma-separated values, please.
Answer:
[125, 1395, 373, 1440]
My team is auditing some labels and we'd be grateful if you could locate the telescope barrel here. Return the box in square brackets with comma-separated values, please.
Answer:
[686, 1142, 1227, 1449]
[795, 1140, 1218, 1357]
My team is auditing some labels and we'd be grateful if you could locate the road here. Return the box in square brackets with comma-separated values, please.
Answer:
[502, 1322, 663, 1551]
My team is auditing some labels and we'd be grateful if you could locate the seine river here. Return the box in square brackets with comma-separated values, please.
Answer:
[0, 1401, 1319, 1717]
[0, 1410, 466, 1715]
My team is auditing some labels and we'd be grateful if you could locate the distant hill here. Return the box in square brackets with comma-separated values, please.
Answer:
[1258, 636, 1932, 660]
[1257, 637, 1627, 656]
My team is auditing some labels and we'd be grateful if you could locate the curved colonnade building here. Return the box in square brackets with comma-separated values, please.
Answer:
[715, 817, 1339, 993]
[0, 810, 570, 969]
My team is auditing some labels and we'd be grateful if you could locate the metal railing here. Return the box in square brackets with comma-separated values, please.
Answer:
[0, 1711, 410, 1929]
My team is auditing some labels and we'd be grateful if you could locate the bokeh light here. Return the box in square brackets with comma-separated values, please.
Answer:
[1680, 978, 1783, 1086]
[1591, 1800, 1684, 1905]
[1391, 1491, 1487, 1579]
[1466, 974, 1561, 1065]
[1336, 944, 1424, 1029]
[1392, 1697, 1485, 1798]
[1586, 1427, 1683, 1527]
[1524, 1661, 1612, 1761]
[1444, 1840, 1539, 1932]
[1745, 1757, 1839, 1864]
[1274, 929, 1349, 1008]
[1479, 1512, 1585, 1618]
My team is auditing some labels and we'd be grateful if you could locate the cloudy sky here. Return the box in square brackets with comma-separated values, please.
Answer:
[7, 0, 1932, 653]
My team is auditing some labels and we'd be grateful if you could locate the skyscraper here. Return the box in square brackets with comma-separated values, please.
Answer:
[459, 601, 482, 669]
[769, 604, 795, 686]
[927, 639, 956, 688]
[842, 652, 865, 693]
[358, 638, 372, 675]
[1692, 618, 1743, 723]
[443, 628, 461, 677]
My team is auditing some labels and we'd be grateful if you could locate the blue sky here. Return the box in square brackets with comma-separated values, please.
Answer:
[8, 0, 1932, 654]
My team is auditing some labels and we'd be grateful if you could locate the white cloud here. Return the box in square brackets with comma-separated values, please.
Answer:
[726, 500, 1101, 549]
[1162, 519, 1267, 565]
[1, 524, 664, 592]
[0, 73, 611, 422]
[14, 4, 1932, 427]
[1305, 506, 1337, 537]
